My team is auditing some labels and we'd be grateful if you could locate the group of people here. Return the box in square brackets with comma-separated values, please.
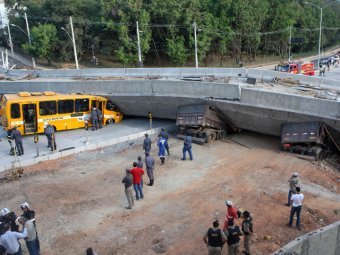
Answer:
[203, 201, 253, 255]
[0, 203, 39, 255]
[2, 122, 57, 157]
[122, 151, 155, 210]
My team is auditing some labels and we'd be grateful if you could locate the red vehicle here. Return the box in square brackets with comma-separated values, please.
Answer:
[275, 62, 315, 76]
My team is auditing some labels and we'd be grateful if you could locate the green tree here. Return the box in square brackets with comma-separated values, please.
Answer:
[22, 24, 57, 63]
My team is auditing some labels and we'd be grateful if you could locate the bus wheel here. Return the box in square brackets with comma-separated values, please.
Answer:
[106, 118, 115, 125]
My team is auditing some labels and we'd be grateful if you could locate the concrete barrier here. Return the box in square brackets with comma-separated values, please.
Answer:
[272, 220, 340, 255]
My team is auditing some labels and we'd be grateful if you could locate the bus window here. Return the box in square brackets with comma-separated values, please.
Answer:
[39, 101, 57, 115]
[91, 100, 102, 112]
[106, 100, 117, 111]
[75, 98, 89, 112]
[58, 100, 74, 114]
[11, 103, 20, 118]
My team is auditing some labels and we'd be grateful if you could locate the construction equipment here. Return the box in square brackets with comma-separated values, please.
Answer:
[281, 122, 340, 161]
[176, 104, 237, 144]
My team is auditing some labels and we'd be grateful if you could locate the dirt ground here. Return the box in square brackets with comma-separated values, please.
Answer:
[0, 132, 339, 255]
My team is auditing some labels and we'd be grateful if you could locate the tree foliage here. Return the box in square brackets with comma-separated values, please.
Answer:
[4, 0, 340, 66]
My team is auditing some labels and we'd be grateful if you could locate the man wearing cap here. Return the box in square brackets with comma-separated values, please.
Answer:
[0, 208, 19, 235]
[203, 220, 227, 255]
[44, 123, 56, 151]
[223, 201, 238, 231]
[143, 133, 151, 153]
[145, 152, 155, 186]
[286, 173, 299, 206]
[225, 219, 242, 255]
[288, 186, 304, 230]
[11, 126, 24, 156]
[122, 169, 134, 209]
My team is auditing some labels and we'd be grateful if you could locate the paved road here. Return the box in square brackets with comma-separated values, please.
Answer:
[0, 117, 175, 172]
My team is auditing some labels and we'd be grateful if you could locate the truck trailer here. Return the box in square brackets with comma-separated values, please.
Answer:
[176, 104, 237, 143]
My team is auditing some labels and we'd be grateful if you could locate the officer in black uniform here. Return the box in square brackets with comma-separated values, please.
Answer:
[203, 220, 227, 255]
[225, 219, 242, 255]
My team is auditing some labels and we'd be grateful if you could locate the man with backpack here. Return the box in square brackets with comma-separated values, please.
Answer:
[202, 220, 227, 255]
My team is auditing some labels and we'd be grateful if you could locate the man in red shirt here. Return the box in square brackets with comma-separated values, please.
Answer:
[130, 162, 144, 200]
[223, 200, 238, 231]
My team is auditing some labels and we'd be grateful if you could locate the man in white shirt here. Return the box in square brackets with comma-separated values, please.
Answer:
[288, 186, 304, 230]
[0, 223, 27, 255]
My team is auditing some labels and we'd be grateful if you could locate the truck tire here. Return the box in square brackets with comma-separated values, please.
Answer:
[218, 130, 227, 140]
[206, 131, 216, 143]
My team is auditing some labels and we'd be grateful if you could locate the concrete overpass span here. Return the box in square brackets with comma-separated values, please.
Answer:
[0, 68, 339, 136]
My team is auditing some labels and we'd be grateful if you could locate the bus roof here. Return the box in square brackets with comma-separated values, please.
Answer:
[3, 92, 106, 103]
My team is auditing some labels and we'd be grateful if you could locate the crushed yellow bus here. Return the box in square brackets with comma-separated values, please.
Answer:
[0, 91, 123, 135]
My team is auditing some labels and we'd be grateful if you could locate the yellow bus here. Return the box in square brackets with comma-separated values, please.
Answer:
[0, 91, 123, 135]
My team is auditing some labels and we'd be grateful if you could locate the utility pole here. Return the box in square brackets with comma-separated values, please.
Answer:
[193, 22, 198, 68]
[70, 16, 79, 69]
[24, 12, 35, 68]
[7, 25, 14, 66]
[288, 26, 292, 62]
[318, 8, 323, 69]
[136, 21, 143, 67]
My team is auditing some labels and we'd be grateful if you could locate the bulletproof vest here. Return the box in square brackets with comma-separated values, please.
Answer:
[227, 226, 240, 245]
[207, 228, 222, 247]
[242, 218, 253, 234]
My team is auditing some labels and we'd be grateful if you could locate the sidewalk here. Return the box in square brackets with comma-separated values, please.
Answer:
[0, 118, 176, 172]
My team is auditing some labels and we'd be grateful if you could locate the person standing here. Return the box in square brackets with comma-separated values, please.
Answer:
[91, 107, 99, 131]
[288, 186, 304, 230]
[130, 162, 144, 200]
[44, 122, 56, 151]
[20, 202, 40, 252]
[122, 169, 134, 209]
[0, 223, 27, 255]
[143, 133, 151, 153]
[241, 211, 253, 255]
[96, 108, 103, 129]
[202, 220, 227, 255]
[225, 219, 242, 255]
[0, 208, 19, 234]
[18, 217, 39, 255]
[137, 155, 144, 187]
[10, 126, 23, 156]
[157, 134, 167, 165]
[286, 173, 299, 206]
[145, 152, 155, 186]
[160, 128, 170, 155]
[181, 133, 193, 160]
[223, 201, 238, 231]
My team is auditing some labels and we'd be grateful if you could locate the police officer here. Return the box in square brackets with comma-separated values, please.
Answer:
[143, 133, 151, 153]
[145, 152, 155, 186]
[225, 219, 242, 255]
[11, 126, 24, 156]
[241, 211, 253, 255]
[182, 133, 193, 160]
[286, 172, 299, 206]
[96, 108, 103, 129]
[44, 122, 56, 151]
[203, 220, 227, 255]
[160, 128, 170, 155]
[91, 107, 99, 131]
[0, 208, 19, 235]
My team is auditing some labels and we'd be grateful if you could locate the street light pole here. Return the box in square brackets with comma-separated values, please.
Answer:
[318, 7, 322, 70]
[136, 21, 143, 67]
[24, 12, 35, 69]
[7, 24, 14, 66]
[193, 22, 198, 68]
[69, 16, 79, 69]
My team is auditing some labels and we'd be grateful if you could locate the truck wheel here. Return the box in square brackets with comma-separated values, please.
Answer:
[206, 131, 216, 143]
[218, 130, 227, 140]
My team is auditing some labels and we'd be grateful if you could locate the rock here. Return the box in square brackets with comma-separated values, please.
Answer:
[263, 235, 272, 240]
[152, 243, 167, 253]
[333, 209, 340, 215]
